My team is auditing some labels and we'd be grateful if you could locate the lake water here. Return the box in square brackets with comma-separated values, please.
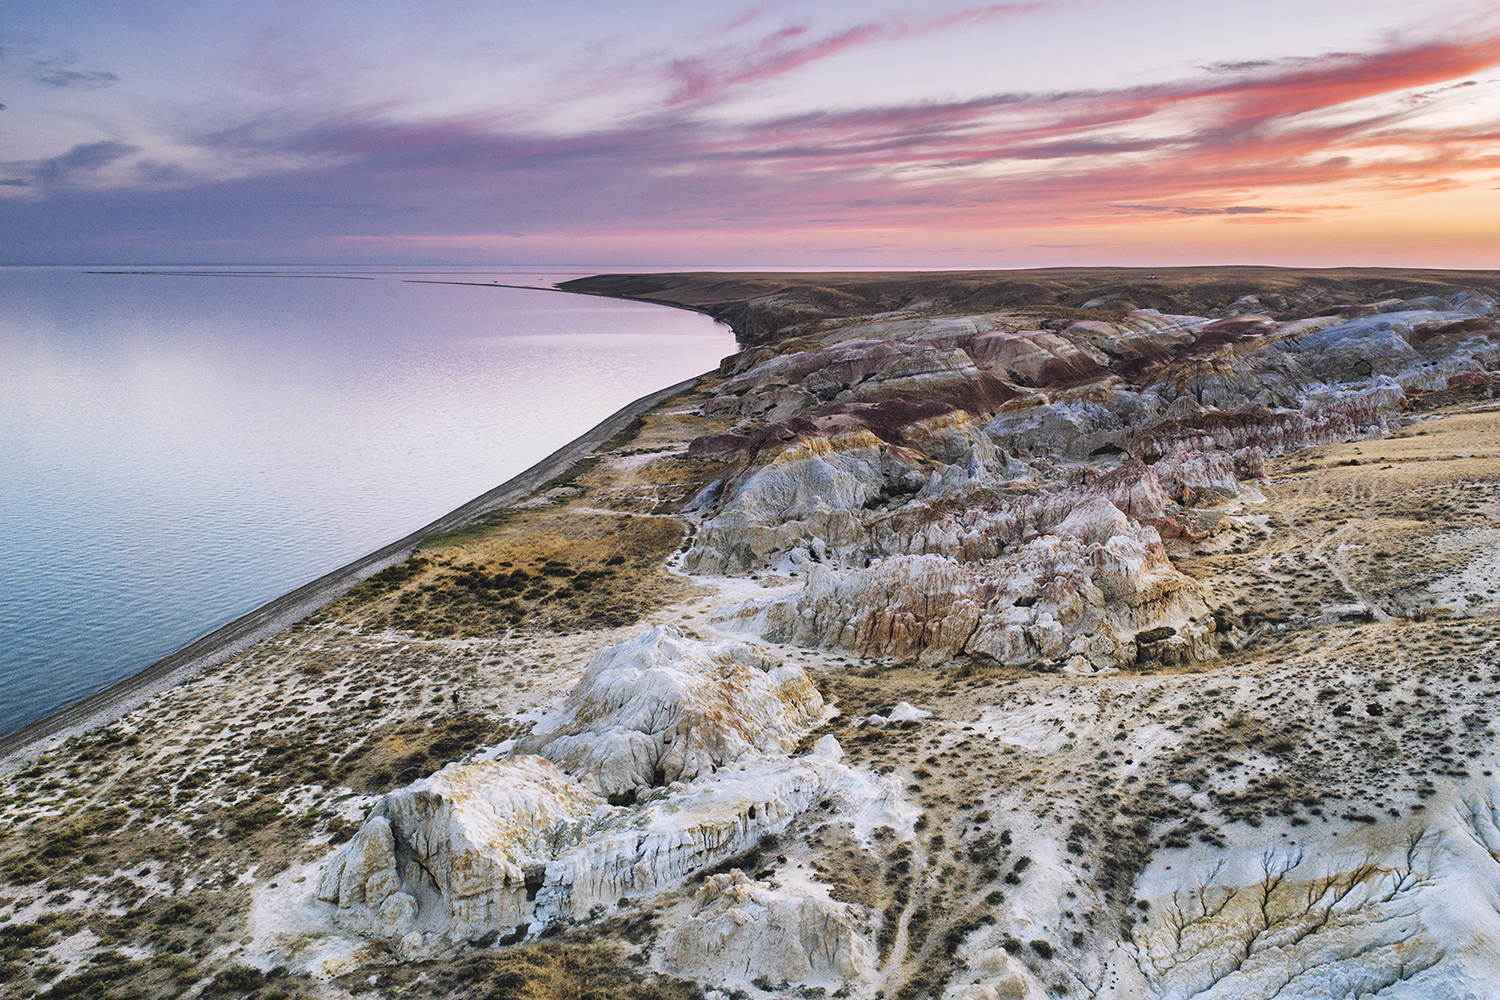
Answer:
[0, 266, 736, 737]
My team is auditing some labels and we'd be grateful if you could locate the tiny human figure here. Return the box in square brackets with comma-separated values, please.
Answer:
[451, 691, 460, 707]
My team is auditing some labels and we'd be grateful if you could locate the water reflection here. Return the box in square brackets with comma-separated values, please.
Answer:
[0, 266, 735, 736]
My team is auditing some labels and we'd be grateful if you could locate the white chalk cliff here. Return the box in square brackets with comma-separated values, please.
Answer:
[661, 870, 876, 988]
[319, 626, 899, 967]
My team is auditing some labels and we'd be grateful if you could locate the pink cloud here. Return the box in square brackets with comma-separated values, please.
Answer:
[659, 4, 1048, 106]
[625, 24, 1500, 228]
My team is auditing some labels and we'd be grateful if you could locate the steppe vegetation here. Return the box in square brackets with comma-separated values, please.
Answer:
[3, 268, 1500, 1000]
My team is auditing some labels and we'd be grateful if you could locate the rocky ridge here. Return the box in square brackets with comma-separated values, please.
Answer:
[676, 293, 1497, 682]
[305, 275, 1500, 996]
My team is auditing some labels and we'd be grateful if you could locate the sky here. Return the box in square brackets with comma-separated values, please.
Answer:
[2, 0, 1498, 267]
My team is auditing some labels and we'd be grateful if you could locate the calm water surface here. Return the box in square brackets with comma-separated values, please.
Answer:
[0, 266, 735, 736]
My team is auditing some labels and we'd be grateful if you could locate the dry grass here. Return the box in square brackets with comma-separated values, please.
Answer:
[1170, 407, 1500, 629]
[339, 712, 514, 794]
[346, 938, 703, 1000]
[328, 508, 701, 637]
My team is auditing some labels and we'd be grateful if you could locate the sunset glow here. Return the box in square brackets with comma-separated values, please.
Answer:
[3, 0, 1498, 265]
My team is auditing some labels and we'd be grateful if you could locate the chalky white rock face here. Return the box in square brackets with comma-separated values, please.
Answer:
[683, 430, 929, 576]
[660, 870, 875, 988]
[317, 629, 893, 965]
[552, 736, 898, 919]
[702, 457, 1218, 671]
[681, 300, 1500, 675]
[316, 756, 608, 952]
[520, 624, 825, 796]
[686, 299, 1500, 589]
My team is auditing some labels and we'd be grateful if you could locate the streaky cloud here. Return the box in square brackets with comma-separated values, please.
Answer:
[1112, 205, 1282, 216]
[139, 21, 1500, 237]
[36, 68, 119, 89]
[5, 6, 1500, 261]
[660, 3, 1047, 106]
[35, 141, 140, 183]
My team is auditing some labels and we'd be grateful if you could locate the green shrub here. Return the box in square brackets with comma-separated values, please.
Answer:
[227, 798, 283, 841]
[158, 901, 197, 924]
[211, 963, 266, 992]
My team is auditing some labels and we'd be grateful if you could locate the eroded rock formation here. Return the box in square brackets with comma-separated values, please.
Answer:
[679, 296, 1500, 673]
[740, 492, 1213, 672]
[660, 870, 875, 988]
[318, 627, 898, 963]
[316, 755, 604, 952]
[520, 625, 825, 797]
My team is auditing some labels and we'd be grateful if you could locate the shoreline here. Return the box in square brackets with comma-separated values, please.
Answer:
[0, 371, 706, 772]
